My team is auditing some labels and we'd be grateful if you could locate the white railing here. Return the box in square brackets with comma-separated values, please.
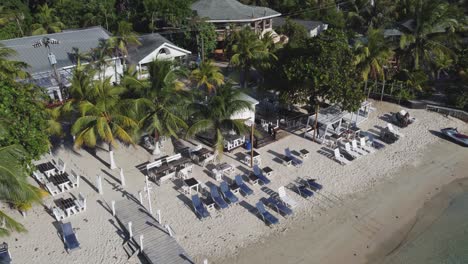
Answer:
[426, 104, 468, 122]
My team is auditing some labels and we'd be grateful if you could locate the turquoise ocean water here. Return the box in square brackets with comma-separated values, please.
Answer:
[384, 191, 468, 264]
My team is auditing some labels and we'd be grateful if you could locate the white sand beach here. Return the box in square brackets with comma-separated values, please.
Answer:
[2, 100, 467, 264]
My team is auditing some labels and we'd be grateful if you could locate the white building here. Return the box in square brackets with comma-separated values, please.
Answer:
[0, 27, 191, 102]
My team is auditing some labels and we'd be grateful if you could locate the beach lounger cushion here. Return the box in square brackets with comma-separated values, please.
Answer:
[256, 201, 279, 225]
[235, 175, 253, 196]
[210, 186, 229, 209]
[61, 222, 80, 253]
[220, 182, 239, 204]
[265, 197, 293, 216]
[191, 195, 210, 219]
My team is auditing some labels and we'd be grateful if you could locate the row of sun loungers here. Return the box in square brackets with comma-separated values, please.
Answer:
[333, 137, 378, 165]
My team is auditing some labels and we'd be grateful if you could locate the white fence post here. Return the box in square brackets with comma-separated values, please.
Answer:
[97, 175, 103, 195]
[145, 176, 153, 215]
[139, 234, 144, 253]
[120, 168, 126, 187]
[128, 222, 133, 238]
[111, 200, 116, 216]
[138, 191, 143, 204]
[203, 259, 208, 264]
[157, 209, 161, 224]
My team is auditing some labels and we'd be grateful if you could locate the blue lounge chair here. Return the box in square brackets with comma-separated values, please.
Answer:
[296, 185, 314, 198]
[191, 194, 210, 219]
[305, 179, 323, 190]
[220, 181, 239, 204]
[253, 165, 271, 185]
[210, 186, 229, 209]
[0, 242, 11, 264]
[256, 201, 279, 225]
[265, 197, 293, 217]
[235, 175, 253, 196]
[61, 222, 80, 253]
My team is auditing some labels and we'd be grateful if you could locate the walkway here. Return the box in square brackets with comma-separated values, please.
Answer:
[115, 199, 193, 264]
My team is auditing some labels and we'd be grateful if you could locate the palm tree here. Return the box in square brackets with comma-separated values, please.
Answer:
[0, 44, 28, 80]
[31, 4, 65, 35]
[89, 40, 112, 80]
[354, 28, 394, 96]
[229, 27, 277, 87]
[0, 120, 46, 235]
[398, 0, 460, 71]
[190, 60, 225, 94]
[124, 60, 189, 155]
[71, 78, 138, 169]
[0, 6, 25, 37]
[109, 21, 141, 74]
[186, 84, 252, 157]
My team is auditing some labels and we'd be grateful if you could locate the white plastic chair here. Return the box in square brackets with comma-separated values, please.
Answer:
[334, 148, 350, 165]
[278, 186, 298, 208]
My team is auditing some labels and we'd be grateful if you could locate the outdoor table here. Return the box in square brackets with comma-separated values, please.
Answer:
[49, 173, 71, 192]
[57, 197, 77, 217]
[184, 177, 200, 194]
[37, 162, 56, 177]
[262, 166, 273, 177]
[230, 183, 240, 195]
[283, 156, 292, 166]
[170, 156, 191, 169]
[204, 197, 215, 211]
[245, 151, 261, 165]
[299, 149, 310, 159]
[248, 173, 260, 185]
[218, 163, 234, 175]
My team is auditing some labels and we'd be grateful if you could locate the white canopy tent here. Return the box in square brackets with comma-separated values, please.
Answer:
[304, 105, 347, 143]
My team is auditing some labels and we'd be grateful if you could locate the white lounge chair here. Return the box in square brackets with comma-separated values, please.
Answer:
[69, 170, 80, 188]
[278, 186, 298, 208]
[53, 207, 66, 221]
[359, 137, 376, 153]
[75, 193, 86, 212]
[57, 158, 66, 174]
[334, 148, 350, 165]
[342, 143, 361, 159]
[351, 140, 368, 155]
[46, 183, 60, 196]
[202, 154, 215, 167]
[387, 123, 404, 137]
[33, 171, 46, 183]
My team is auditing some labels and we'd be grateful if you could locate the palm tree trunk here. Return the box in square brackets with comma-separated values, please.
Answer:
[380, 79, 386, 101]
[365, 80, 370, 99]
[15, 17, 24, 37]
[109, 143, 117, 169]
[152, 130, 161, 155]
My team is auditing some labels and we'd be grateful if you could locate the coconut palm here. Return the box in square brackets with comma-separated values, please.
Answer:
[109, 21, 141, 71]
[124, 60, 189, 155]
[229, 27, 277, 87]
[354, 28, 394, 95]
[31, 4, 65, 35]
[190, 60, 225, 93]
[398, 0, 461, 71]
[71, 78, 138, 169]
[0, 6, 25, 37]
[186, 84, 252, 157]
[0, 121, 46, 236]
[89, 40, 113, 80]
[0, 44, 28, 80]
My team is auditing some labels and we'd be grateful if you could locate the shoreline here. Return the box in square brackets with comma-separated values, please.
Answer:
[219, 139, 468, 264]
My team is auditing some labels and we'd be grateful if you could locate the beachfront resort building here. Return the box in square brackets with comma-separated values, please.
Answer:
[0, 27, 190, 102]
[273, 17, 329, 38]
[191, 0, 283, 56]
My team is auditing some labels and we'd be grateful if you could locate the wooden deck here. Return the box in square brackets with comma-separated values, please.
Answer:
[115, 199, 193, 264]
